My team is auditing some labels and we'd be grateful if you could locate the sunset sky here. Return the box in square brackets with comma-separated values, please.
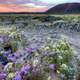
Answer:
[0, 0, 80, 12]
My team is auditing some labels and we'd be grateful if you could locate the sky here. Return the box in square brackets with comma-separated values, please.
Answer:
[0, 0, 80, 12]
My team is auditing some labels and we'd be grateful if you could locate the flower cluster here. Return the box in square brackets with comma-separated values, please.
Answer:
[0, 30, 79, 80]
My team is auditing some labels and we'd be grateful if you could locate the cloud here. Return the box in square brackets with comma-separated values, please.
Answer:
[0, 2, 48, 8]
[0, 7, 48, 12]
[0, 1, 48, 12]
[0, 0, 80, 12]
[20, 3, 47, 8]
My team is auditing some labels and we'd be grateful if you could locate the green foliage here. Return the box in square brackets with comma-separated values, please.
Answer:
[10, 40, 18, 52]
[60, 65, 76, 80]
[38, 16, 63, 22]
[30, 72, 45, 80]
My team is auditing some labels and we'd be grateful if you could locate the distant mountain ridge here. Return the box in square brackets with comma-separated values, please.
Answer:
[46, 3, 80, 14]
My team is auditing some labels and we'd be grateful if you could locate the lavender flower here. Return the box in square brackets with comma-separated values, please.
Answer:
[3, 51, 9, 57]
[12, 71, 21, 80]
[0, 72, 6, 80]
[26, 47, 33, 54]
[48, 64, 55, 70]
[20, 64, 31, 74]
[13, 51, 20, 58]
[8, 54, 16, 62]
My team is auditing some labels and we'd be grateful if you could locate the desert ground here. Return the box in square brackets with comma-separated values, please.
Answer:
[0, 14, 80, 80]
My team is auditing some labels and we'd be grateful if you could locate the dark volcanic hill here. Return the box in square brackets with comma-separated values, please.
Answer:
[46, 3, 80, 14]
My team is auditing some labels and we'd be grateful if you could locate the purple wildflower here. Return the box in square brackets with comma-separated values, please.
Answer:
[8, 54, 16, 62]
[48, 64, 55, 70]
[13, 52, 18, 57]
[13, 52, 20, 59]
[12, 71, 21, 80]
[0, 72, 6, 80]
[20, 64, 31, 74]
[3, 51, 9, 57]
[26, 48, 33, 54]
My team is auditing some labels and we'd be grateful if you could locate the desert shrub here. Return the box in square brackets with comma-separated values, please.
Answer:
[41, 38, 77, 80]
